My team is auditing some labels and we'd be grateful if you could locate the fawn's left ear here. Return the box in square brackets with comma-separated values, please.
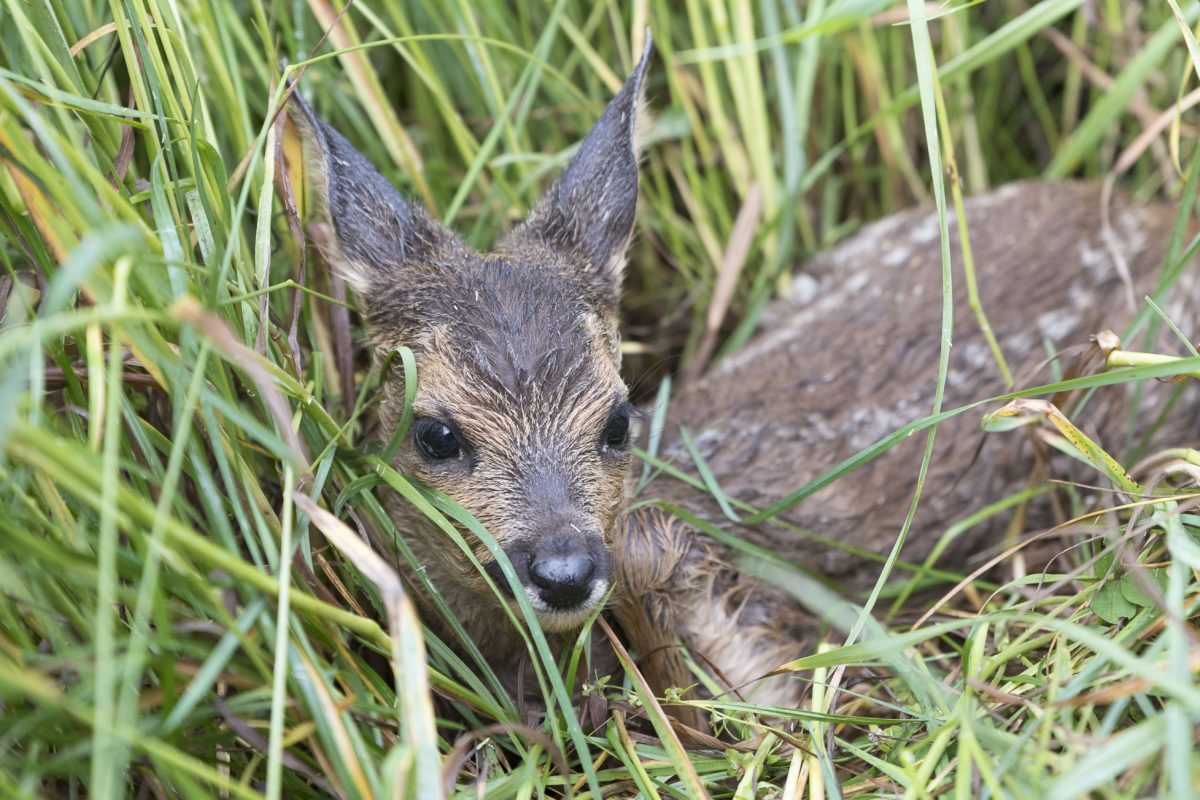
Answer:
[507, 33, 653, 301]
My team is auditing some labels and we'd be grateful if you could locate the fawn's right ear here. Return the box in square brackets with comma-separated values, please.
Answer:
[285, 86, 458, 297]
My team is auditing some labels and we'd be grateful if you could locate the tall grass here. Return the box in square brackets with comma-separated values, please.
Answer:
[0, 0, 1198, 797]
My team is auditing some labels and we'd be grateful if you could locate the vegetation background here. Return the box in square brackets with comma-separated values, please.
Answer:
[1, 0, 1199, 797]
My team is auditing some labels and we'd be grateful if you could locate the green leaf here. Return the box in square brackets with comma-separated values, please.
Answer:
[1091, 580, 1137, 624]
[1093, 550, 1117, 580]
[1119, 570, 1167, 608]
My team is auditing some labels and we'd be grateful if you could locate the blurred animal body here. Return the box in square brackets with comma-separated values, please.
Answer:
[288, 48, 1199, 715]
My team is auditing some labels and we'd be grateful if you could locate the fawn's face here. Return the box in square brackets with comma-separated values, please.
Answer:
[289, 46, 650, 631]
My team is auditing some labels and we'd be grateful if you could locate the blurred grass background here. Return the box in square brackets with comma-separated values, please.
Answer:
[1, 0, 1199, 797]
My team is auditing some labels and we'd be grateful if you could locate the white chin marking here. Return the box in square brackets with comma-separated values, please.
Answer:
[522, 579, 610, 632]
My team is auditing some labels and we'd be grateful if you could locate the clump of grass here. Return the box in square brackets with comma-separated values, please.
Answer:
[1, 1, 1198, 798]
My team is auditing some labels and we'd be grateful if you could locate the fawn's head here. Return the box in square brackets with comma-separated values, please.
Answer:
[289, 43, 651, 632]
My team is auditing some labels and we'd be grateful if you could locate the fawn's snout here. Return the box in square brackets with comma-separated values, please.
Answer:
[489, 512, 612, 624]
[530, 546, 596, 608]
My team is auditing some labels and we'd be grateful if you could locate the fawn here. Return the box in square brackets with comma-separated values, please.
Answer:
[288, 43, 1200, 716]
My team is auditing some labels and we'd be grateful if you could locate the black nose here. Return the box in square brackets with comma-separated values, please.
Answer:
[529, 553, 596, 609]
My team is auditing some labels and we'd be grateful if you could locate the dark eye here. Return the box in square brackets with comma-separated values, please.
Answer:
[413, 417, 461, 460]
[603, 408, 630, 450]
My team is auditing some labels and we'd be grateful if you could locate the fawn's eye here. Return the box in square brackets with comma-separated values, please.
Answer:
[414, 417, 461, 460]
[602, 408, 631, 451]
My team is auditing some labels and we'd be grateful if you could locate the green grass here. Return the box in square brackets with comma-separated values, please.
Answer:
[1, 0, 1199, 797]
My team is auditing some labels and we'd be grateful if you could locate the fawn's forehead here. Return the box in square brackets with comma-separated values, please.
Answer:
[371, 257, 625, 414]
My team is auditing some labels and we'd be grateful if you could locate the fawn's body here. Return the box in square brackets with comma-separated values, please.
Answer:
[289, 47, 1199, 718]
[617, 180, 1200, 707]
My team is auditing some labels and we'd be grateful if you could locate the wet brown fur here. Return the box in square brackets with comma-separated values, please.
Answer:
[288, 56, 1200, 724]
[616, 180, 1200, 709]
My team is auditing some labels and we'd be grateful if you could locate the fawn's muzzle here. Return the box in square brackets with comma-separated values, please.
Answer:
[529, 547, 596, 609]
[486, 520, 611, 623]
